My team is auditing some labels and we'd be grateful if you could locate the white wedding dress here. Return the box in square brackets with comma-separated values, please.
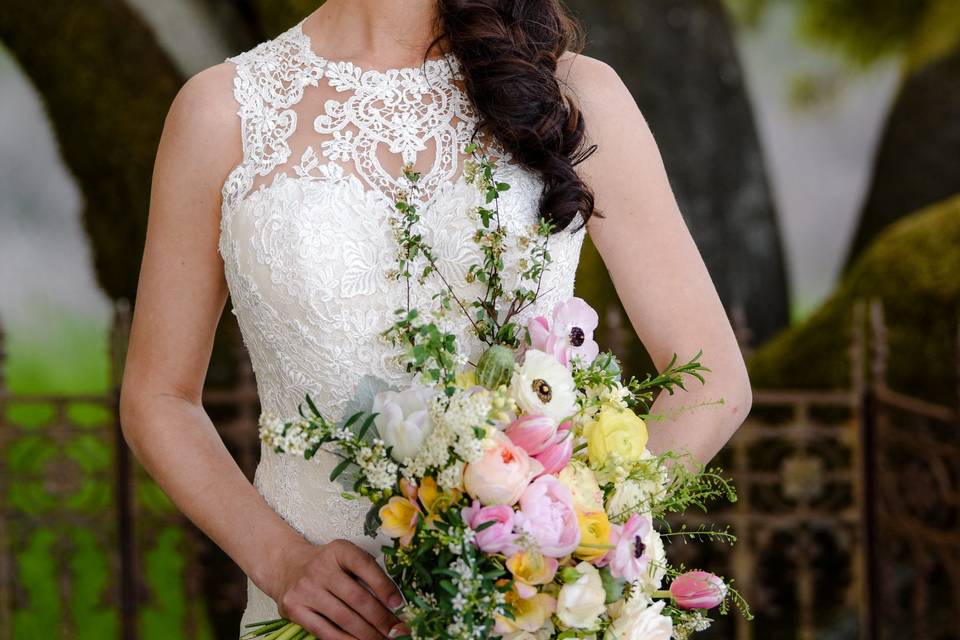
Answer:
[218, 19, 588, 632]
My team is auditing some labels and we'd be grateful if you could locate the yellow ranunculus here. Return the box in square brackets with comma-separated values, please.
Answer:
[379, 496, 420, 546]
[575, 509, 612, 562]
[583, 406, 648, 470]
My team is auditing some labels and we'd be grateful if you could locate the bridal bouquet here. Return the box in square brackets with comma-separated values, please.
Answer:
[243, 147, 750, 640]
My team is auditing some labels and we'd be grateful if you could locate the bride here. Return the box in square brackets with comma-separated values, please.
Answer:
[119, 0, 753, 638]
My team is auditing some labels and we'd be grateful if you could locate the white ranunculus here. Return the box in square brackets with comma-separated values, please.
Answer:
[604, 597, 672, 640]
[511, 349, 577, 424]
[556, 562, 607, 629]
[557, 459, 604, 512]
[606, 450, 669, 522]
[372, 385, 434, 462]
[636, 526, 667, 594]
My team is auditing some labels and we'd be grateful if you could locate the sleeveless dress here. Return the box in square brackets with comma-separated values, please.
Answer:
[217, 19, 588, 631]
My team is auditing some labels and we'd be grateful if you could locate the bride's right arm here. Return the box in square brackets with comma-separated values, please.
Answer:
[119, 64, 402, 640]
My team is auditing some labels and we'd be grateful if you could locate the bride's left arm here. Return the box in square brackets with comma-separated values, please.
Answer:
[560, 54, 753, 465]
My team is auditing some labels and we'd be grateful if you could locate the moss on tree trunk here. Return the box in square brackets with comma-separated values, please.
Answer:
[0, 0, 182, 303]
[843, 45, 960, 271]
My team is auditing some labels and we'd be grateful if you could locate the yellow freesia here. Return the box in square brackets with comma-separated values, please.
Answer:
[506, 550, 558, 598]
[418, 476, 461, 514]
[379, 496, 420, 546]
[495, 589, 556, 634]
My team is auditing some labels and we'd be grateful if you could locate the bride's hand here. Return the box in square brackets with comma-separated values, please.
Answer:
[269, 538, 405, 639]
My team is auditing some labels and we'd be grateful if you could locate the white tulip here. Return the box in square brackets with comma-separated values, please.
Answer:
[372, 386, 434, 462]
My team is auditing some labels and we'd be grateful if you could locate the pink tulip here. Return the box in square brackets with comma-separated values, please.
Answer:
[506, 414, 559, 455]
[533, 425, 574, 476]
[462, 499, 520, 556]
[527, 297, 600, 368]
[669, 571, 727, 610]
[515, 475, 581, 558]
[597, 513, 652, 581]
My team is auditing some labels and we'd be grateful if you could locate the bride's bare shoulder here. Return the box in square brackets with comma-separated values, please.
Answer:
[156, 62, 243, 185]
[557, 51, 635, 115]
[556, 50, 651, 160]
[168, 62, 240, 143]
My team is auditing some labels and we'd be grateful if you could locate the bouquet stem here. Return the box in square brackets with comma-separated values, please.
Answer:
[242, 620, 314, 640]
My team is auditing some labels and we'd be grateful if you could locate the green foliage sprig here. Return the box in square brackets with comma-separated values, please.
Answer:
[383, 507, 513, 640]
[258, 398, 399, 504]
[382, 146, 557, 388]
[653, 457, 738, 519]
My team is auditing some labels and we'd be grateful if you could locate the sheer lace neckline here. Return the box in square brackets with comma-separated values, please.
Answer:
[293, 19, 460, 79]
[221, 18, 491, 216]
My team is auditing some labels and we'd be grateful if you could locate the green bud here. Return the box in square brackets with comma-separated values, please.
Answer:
[560, 567, 583, 584]
[475, 344, 516, 389]
[595, 352, 622, 377]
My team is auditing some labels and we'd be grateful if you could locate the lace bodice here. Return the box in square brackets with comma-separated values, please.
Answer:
[219, 19, 587, 628]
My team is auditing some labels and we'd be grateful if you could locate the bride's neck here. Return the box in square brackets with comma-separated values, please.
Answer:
[305, 0, 442, 65]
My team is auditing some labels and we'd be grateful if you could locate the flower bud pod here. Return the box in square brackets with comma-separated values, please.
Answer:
[476, 344, 516, 389]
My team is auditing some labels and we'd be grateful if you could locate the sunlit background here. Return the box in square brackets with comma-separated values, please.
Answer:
[1, 1, 957, 638]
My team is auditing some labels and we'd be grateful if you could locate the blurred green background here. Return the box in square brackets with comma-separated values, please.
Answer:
[0, 0, 957, 638]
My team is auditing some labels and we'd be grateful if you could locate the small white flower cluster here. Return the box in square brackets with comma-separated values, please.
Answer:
[580, 380, 631, 423]
[438, 460, 466, 493]
[672, 610, 713, 639]
[356, 438, 399, 492]
[449, 525, 476, 555]
[444, 556, 500, 640]
[402, 390, 492, 482]
[462, 159, 490, 192]
[258, 413, 321, 457]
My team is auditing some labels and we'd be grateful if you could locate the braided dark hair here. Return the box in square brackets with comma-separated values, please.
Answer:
[431, 0, 599, 233]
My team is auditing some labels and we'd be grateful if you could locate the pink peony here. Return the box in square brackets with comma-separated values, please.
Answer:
[527, 297, 600, 368]
[506, 414, 559, 456]
[670, 571, 727, 610]
[516, 475, 581, 558]
[533, 424, 574, 476]
[598, 513, 652, 581]
[462, 499, 519, 556]
[464, 431, 543, 506]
